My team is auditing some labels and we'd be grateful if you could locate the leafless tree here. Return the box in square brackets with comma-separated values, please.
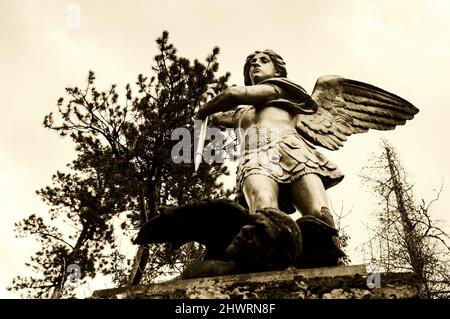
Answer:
[360, 139, 450, 298]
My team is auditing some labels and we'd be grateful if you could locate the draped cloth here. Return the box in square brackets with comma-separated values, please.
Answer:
[236, 127, 344, 213]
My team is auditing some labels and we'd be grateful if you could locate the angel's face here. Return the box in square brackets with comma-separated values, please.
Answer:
[249, 53, 279, 85]
[224, 217, 274, 265]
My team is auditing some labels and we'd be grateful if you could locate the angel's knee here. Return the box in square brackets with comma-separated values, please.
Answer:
[244, 186, 278, 213]
[252, 190, 278, 212]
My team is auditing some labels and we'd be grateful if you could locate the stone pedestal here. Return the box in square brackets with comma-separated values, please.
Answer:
[91, 265, 423, 299]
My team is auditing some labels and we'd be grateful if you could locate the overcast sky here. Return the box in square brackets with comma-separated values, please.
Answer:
[1, 0, 450, 298]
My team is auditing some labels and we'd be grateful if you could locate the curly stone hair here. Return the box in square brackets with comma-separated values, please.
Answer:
[247, 207, 302, 270]
[243, 49, 288, 86]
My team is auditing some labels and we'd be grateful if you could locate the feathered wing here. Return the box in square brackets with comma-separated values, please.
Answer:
[297, 76, 420, 150]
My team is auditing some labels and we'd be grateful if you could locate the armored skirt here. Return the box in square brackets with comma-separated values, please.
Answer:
[236, 126, 344, 213]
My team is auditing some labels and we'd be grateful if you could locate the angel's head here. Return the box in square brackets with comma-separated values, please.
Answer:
[244, 50, 287, 86]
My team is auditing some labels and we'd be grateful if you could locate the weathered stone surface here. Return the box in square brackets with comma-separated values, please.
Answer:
[91, 265, 423, 299]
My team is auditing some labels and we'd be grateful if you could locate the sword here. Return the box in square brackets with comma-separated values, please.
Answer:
[194, 94, 212, 172]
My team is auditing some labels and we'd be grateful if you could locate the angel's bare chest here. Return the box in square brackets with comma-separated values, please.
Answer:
[239, 106, 296, 130]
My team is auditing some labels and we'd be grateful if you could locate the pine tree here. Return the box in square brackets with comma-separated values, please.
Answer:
[9, 31, 232, 298]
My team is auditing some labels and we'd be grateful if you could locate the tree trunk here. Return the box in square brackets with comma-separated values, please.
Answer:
[385, 145, 425, 279]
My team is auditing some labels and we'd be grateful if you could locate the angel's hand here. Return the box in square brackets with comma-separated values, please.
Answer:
[196, 87, 216, 120]
[201, 87, 216, 103]
[196, 107, 208, 121]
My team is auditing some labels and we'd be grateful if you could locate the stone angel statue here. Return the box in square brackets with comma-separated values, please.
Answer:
[196, 49, 419, 227]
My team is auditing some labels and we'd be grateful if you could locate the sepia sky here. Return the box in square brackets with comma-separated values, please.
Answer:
[1, 0, 450, 298]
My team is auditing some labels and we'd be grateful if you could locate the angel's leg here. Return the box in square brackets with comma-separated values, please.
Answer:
[290, 173, 335, 227]
[243, 175, 279, 213]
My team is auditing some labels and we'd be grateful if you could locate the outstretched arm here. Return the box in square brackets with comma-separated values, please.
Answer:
[197, 84, 281, 120]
